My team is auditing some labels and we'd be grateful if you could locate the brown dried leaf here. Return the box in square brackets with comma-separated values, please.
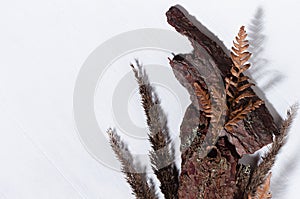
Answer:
[234, 92, 256, 104]
[239, 76, 250, 83]
[193, 82, 212, 117]
[225, 100, 264, 131]
[238, 83, 255, 92]
[225, 26, 263, 131]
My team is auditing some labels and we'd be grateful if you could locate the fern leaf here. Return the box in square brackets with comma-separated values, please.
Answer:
[193, 82, 212, 117]
[238, 83, 255, 92]
[239, 76, 250, 83]
[225, 26, 263, 131]
[234, 92, 256, 104]
[226, 26, 254, 98]
[225, 100, 264, 131]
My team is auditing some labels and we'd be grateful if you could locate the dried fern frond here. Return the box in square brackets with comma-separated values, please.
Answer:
[225, 26, 263, 131]
[108, 128, 158, 199]
[246, 103, 298, 197]
[248, 173, 272, 199]
[225, 25, 255, 102]
[131, 60, 179, 199]
[193, 82, 212, 117]
[225, 100, 264, 131]
[194, 75, 228, 158]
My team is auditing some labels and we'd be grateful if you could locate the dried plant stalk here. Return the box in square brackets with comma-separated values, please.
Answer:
[248, 173, 272, 199]
[246, 103, 298, 197]
[108, 129, 158, 199]
[107, 5, 293, 199]
[131, 60, 179, 199]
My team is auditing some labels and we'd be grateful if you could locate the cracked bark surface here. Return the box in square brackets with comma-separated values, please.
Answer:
[166, 5, 279, 198]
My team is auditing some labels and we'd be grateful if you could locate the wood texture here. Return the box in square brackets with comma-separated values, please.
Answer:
[166, 5, 280, 198]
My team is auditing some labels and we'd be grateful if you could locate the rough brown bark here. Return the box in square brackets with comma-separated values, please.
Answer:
[179, 137, 239, 199]
[166, 5, 280, 199]
[166, 6, 278, 151]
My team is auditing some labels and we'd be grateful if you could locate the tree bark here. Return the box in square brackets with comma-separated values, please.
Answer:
[166, 5, 279, 198]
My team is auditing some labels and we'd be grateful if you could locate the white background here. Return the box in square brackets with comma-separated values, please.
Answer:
[0, 0, 300, 198]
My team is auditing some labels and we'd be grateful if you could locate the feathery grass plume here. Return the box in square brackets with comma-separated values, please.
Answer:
[246, 103, 298, 197]
[131, 60, 179, 199]
[108, 128, 158, 199]
[225, 26, 264, 131]
[248, 173, 272, 199]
